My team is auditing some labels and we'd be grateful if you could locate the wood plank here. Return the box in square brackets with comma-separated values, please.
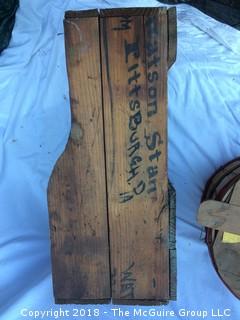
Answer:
[65, 10, 99, 19]
[167, 7, 177, 69]
[47, 15, 110, 303]
[100, 9, 170, 303]
[198, 200, 240, 235]
[100, 7, 166, 17]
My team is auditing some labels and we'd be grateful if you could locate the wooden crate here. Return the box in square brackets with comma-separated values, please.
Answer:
[48, 7, 177, 305]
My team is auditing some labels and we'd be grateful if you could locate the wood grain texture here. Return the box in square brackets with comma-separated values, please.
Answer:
[167, 7, 177, 69]
[100, 7, 166, 17]
[48, 7, 177, 305]
[100, 10, 170, 303]
[65, 10, 99, 19]
[48, 16, 110, 303]
[198, 200, 240, 235]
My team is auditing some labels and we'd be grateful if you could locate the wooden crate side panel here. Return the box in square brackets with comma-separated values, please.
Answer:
[48, 16, 110, 303]
[100, 11, 170, 302]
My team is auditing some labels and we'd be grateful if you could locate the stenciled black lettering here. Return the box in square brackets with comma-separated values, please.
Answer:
[129, 84, 141, 97]
[128, 141, 140, 158]
[127, 155, 142, 182]
[133, 180, 146, 195]
[119, 192, 134, 203]
[128, 70, 141, 85]
[129, 111, 142, 131]
[147, 165, 158, 179]
[144, 130, 163, 150]
[147, 100, 157, 117]
[129, 130, 138, 143]
[128, 63, 139, 72]
[129, 99, 140, 111]
[120, 32, 146, 202]
[120, 262, 136, 299]
[145, 41, 158, 57]
[127, 165, 140, 183]
[113, 16, 132, 31]
[148, 55, 160, 69]
[145, 16, 158, 36]
[147, 178, 157, 194]
[149, 149, 161, 162]
[125, 39, 140, 63]
[148, 86, 157, 99]
[148, 71, 158, 82]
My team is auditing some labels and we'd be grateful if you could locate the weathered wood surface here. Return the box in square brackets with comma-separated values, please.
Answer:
[48, 7, 177, 304]
[48, 13, 110, 303]
[198, 200, 240, 235]
[101, 8, 170, 303]
[167, 7, 177, 69]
